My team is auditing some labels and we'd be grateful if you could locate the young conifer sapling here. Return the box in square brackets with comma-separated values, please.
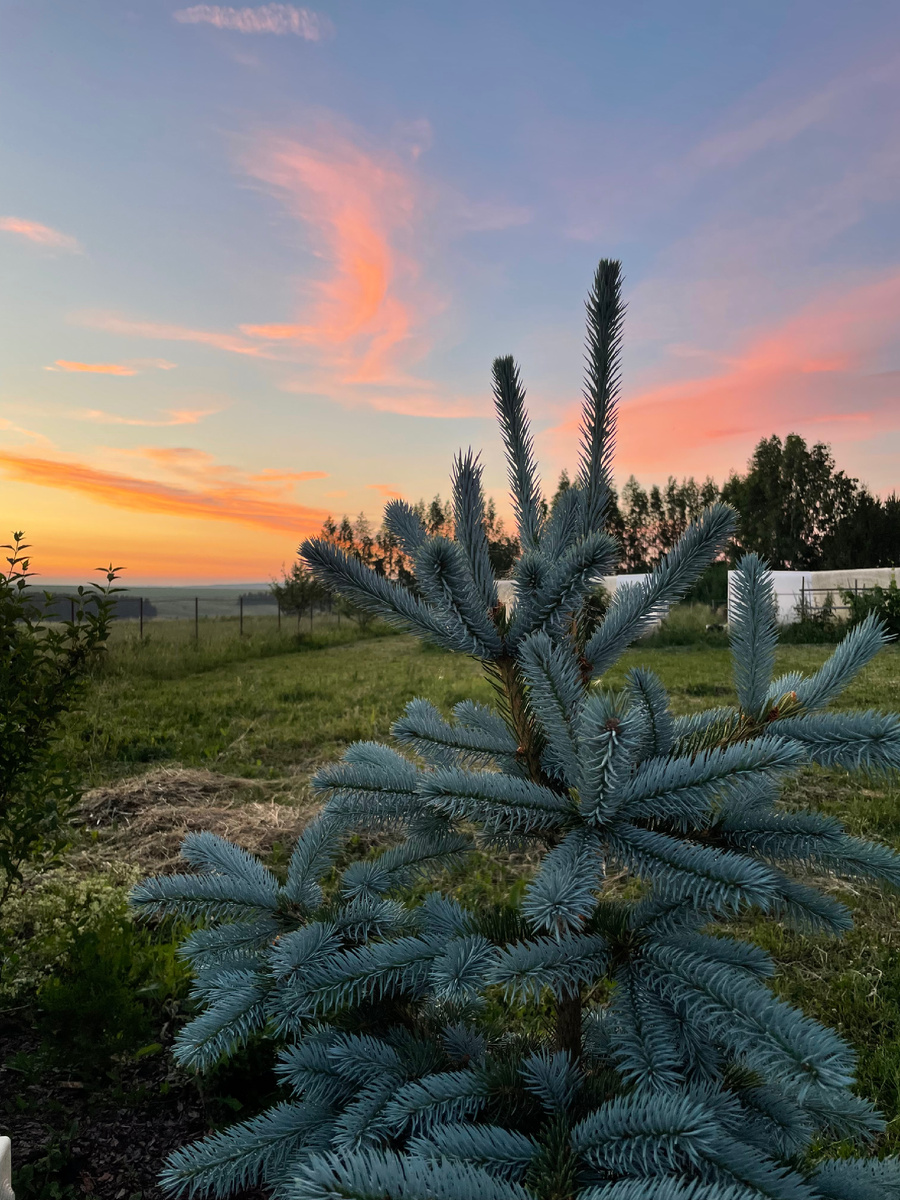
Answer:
[134, 260, 900, 1200]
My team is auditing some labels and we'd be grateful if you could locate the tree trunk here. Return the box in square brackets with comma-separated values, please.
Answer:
[555, 990, 582, 1061]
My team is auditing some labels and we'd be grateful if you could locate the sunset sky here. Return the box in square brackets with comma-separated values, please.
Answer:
[2, 1, 899, 583]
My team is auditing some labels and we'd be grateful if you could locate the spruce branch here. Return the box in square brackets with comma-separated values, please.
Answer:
[579, 258, 625, 536]
[492, 355, 543, 553]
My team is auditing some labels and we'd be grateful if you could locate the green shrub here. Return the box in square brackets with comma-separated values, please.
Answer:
[641, 601, 730, 646]
[0, 865, 190, 1076]
[842, 574, 900, 639]
[0, 533, 119, 910]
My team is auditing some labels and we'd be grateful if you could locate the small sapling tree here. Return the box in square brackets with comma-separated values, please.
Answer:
[0, 534, 120, 911]
[135, 263, 900, 1200]
[272, 562, 328, 626]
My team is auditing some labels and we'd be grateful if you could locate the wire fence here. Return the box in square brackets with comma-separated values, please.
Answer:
[27, 588, 346, 642]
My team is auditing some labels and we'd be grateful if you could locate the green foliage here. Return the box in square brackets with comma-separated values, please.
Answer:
[610, 476, 721, 573]
[0, 864, 140, 1000]
[0, 533, 120, 909]
[0, 864, 190, 1076]
[842, 575, 900, 639]
[36, 902, 189, 1077]
[271, 561, 329, 618]
[135, 260, 900, 1200]
[821, 491, 900, 570]
[778, 592, 847, 645]
[681, 562, 729, 608]
[722, 434, 860, 569]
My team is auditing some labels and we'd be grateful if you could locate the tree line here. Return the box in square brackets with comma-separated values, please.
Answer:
[273, 432, 899, 615]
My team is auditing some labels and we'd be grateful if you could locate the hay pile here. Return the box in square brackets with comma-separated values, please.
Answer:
[76, 767, 319, 873]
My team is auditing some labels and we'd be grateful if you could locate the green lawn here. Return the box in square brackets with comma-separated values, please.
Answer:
[65, 623, 900, 785]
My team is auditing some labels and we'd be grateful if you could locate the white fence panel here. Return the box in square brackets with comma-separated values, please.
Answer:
[728, 570, 812, 625]
[0, 1136, 13, 1200]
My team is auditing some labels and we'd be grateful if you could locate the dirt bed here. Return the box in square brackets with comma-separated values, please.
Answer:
[76, 766, 319, 873]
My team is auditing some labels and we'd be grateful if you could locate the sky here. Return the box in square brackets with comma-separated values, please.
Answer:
[1, 1, 899, 583]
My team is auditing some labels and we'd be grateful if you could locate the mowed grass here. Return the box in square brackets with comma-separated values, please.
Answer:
[65, 620, 900, 786]
[61, 620, 900, 1147]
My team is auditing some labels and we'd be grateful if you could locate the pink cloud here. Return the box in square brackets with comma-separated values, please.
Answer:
[65, 120, 516, 419]
[173, 4, 332, 39]
[547, 271, 900, 481]
[0, 217, 81, 252]
[238, 127, 424, 384]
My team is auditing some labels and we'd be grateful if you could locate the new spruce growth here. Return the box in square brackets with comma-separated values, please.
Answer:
[134, 260, 900, 1200]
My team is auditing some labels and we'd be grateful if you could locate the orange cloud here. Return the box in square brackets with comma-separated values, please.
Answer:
[239, 127, 426, 385]
[50, 361, 137, 376]
[0, 217, 81, 252]
[0, 451, 329, 536]
[73, 407, 219, 427]
[548, 271, 900, 480]
[368, 483, 404, 499]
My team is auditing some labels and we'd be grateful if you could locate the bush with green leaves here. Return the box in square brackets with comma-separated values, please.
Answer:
[271, 561, 329, 622]
[134, 261, 900, 1200]
[842, 575, 900, 640]
[0, 534, 119, 912]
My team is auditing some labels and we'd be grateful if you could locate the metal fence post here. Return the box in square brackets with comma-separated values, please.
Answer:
[277, 602, 281, 632]
[70, 597, 75, 623]
[240, 595, 244, 637]
[195, 596, 199, 643]
[140, 595, 144, 641]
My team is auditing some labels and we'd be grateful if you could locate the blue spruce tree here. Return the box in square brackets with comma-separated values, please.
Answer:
[134, 260, 900, 1200]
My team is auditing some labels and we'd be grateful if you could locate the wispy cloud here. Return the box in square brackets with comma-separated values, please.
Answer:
[73, 312, 269, 357]
[120, 445, 326, 496]
[72, 407, 220, 427]
[250, 467, 328, 483]
[368, 482, 404, 499]
[0, 217, 81, 252]
[239, 126, 424, 385]
[49, 361, 137, 376]
[0, 450, 329, 534]
[65, 119, 521, 418]
[690, 54, 900, 171]
[0, 417, 54, 447]
[48, 358, 178, 375]
[173, 4, 332, 39]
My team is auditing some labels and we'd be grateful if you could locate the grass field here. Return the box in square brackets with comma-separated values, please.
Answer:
[65, 612, 899, 787]
[6, 613, 900, 1195]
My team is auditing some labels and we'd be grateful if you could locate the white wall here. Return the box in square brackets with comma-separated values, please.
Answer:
[728, 567, 896, 624]
[728, 570, 813, 625]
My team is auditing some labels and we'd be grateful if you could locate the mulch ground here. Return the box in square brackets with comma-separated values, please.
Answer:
[0, 1016, 270, 1199]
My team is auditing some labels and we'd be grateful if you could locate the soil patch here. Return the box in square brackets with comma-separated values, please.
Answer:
[76, 767, 320, 873]
[0, 1017, 269, 1200]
